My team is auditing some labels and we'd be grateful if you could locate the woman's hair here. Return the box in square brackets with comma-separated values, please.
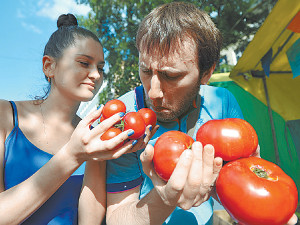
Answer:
[136, 2, 223, 76]
[37, 13, 101, 99]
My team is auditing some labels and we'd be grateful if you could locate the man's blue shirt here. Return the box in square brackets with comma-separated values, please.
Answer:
[106, 85, 243, 225]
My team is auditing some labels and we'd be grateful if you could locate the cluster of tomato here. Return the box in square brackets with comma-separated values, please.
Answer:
[152, 118, 298, 225]
[100, 99, 157, 146]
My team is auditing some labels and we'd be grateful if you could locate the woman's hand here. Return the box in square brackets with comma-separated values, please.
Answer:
[66, 105, 136, 163]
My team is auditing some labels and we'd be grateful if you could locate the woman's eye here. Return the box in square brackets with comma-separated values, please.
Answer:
[142, 69, 152, 74]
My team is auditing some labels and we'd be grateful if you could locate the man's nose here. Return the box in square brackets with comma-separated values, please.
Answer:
[148, 74, 163, 100]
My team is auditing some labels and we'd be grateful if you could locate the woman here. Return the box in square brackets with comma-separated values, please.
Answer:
[0, 13, 137, 224]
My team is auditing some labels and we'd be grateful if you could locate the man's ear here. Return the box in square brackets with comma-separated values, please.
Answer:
[42, 55, 56, 79]
[200, 63, 216, 85]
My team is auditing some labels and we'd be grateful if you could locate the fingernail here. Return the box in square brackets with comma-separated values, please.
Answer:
[119, 112, 125, 117]
[132, 140, 138, 146]
[128, 130, 135, 136]
[97, 104, 103, 110]
[143, 134, 147, 139]
[149, 125, 152, 131]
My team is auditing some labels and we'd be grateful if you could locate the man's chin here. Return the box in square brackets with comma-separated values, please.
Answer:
[156, 112, 177, 123]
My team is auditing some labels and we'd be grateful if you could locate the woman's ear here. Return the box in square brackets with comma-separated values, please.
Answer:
[201, 63, 216, 85]
[42, 55, 56, 80]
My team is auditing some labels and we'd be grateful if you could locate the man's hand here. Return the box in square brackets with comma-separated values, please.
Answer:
[141, 142, 222, 210]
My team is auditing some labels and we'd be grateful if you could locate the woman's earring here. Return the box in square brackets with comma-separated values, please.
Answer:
[48, 76, 51, 83]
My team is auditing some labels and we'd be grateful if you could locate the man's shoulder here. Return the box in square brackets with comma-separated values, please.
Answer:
[118, 89, 137, 112]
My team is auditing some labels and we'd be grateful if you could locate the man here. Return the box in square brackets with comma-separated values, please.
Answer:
[105, 2, 239, 224]
[105, 2, 298, 225]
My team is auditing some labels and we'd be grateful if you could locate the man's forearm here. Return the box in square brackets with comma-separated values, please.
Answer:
[107, 188, 176, 225]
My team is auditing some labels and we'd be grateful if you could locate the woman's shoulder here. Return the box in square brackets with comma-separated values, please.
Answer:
[0, 100, 15, 136]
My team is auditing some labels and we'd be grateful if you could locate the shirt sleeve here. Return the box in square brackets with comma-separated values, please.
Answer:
[223, 88, 244, 119]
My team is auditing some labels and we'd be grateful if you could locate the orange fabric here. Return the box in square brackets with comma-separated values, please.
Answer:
[287, 10, 300, 33]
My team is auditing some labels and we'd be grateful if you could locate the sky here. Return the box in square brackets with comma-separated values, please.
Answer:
[0, 0, 92, 101]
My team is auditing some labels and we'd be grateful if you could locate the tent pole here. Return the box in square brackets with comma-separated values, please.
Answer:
[262, 75, 280, 165]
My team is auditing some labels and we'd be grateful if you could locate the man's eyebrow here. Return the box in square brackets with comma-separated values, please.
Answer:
[76, 54, 105, 65]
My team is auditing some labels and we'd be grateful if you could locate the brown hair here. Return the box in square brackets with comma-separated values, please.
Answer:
[136, 2, 222, 75]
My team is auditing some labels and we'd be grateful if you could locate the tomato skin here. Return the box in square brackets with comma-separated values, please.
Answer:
[196, 118, 258, 161]
[216, 157, 298, 225]
[102, 99, 126, 119]
[123, 112, 146, 140]
[153, 131, 194, 181]
[138, 108, 157, 127]
[101, 127, 123, 149]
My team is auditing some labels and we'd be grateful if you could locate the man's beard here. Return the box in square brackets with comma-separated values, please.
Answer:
[150, 78, 201, 122]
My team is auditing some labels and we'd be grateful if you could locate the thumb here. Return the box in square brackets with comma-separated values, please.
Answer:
[140, 144, 154, 177]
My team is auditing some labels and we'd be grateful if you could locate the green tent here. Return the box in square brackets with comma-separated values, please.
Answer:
[210, 0, 300, 203]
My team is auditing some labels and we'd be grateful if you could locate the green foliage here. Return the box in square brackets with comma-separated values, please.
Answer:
[78, 0, 277, 104]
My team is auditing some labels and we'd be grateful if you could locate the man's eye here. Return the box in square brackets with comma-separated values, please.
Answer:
[98, 67, 104, 73]
[80, 61, 89, 67]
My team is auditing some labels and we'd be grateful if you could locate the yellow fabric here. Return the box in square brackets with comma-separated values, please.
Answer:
[229, 0, 300, 121]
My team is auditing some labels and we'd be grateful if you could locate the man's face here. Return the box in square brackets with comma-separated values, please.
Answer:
[139, 39, 203, 122]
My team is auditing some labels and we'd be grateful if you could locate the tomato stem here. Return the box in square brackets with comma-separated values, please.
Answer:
[252, 167, 269, 179]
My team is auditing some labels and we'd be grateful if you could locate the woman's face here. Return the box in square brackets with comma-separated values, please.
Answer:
[52, 37, 105, 102]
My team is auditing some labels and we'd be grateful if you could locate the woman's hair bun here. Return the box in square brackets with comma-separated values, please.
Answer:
[57, 13, 78, 28]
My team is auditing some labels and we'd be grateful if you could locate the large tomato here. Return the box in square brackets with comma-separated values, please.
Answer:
[196, 118, 258, 161]
[138, 108, 157, 128]
[102, 99, 126, 119]
[153, 131, 194, 181]
[101, 127, 123, 149]
[216, 157, 298, 225]
[123, 112, 146, 140]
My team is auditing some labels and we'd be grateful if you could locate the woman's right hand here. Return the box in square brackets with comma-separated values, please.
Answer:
[66, 105, 135, 163]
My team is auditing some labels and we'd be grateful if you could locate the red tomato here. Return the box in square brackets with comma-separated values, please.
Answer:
[102, 99, 126, 119]
[153, 131, 194, 181]
[196, 118, 258, 161]
[138, 108, 157, 127]
[123, 112, 146, 140]
[216, 157, 298, 225]
[100, 127, 123, 149]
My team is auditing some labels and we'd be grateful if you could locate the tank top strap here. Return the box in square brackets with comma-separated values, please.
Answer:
[9, 101, 19, 127]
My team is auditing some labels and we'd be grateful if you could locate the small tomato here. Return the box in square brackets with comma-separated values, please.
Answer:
[102, 99, 126, 119]
[138, 108, 157, 128]
[123, 112, 146, 140]
[101, 127, 123, 149]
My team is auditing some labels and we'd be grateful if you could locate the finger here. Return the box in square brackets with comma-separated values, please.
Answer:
[213, 157, 223, 178]
[201, 144, 215, 187]
[183, 142, 203, 198]
[110, 140, 136, 159]
[100, 129, 134, 151]
[140, 144, 161, 181]
[80, 105, 103, 127]
[252, 144, 261, 158]
[90, 112, 124, 138]
[143, 125, 152, 144]
[167, 150, 193, 194]
[91, 139, 135, 160]
[286, 214, 298, 225]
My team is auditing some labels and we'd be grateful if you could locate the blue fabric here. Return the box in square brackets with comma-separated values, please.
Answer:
[4, 101, 85, 225]
[106, 85, 243, 225]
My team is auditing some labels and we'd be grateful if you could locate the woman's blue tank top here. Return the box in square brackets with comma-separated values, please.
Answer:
[4, 101, 85, 225]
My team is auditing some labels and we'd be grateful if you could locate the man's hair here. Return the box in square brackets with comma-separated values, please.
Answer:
[136, 2, 222, 75]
